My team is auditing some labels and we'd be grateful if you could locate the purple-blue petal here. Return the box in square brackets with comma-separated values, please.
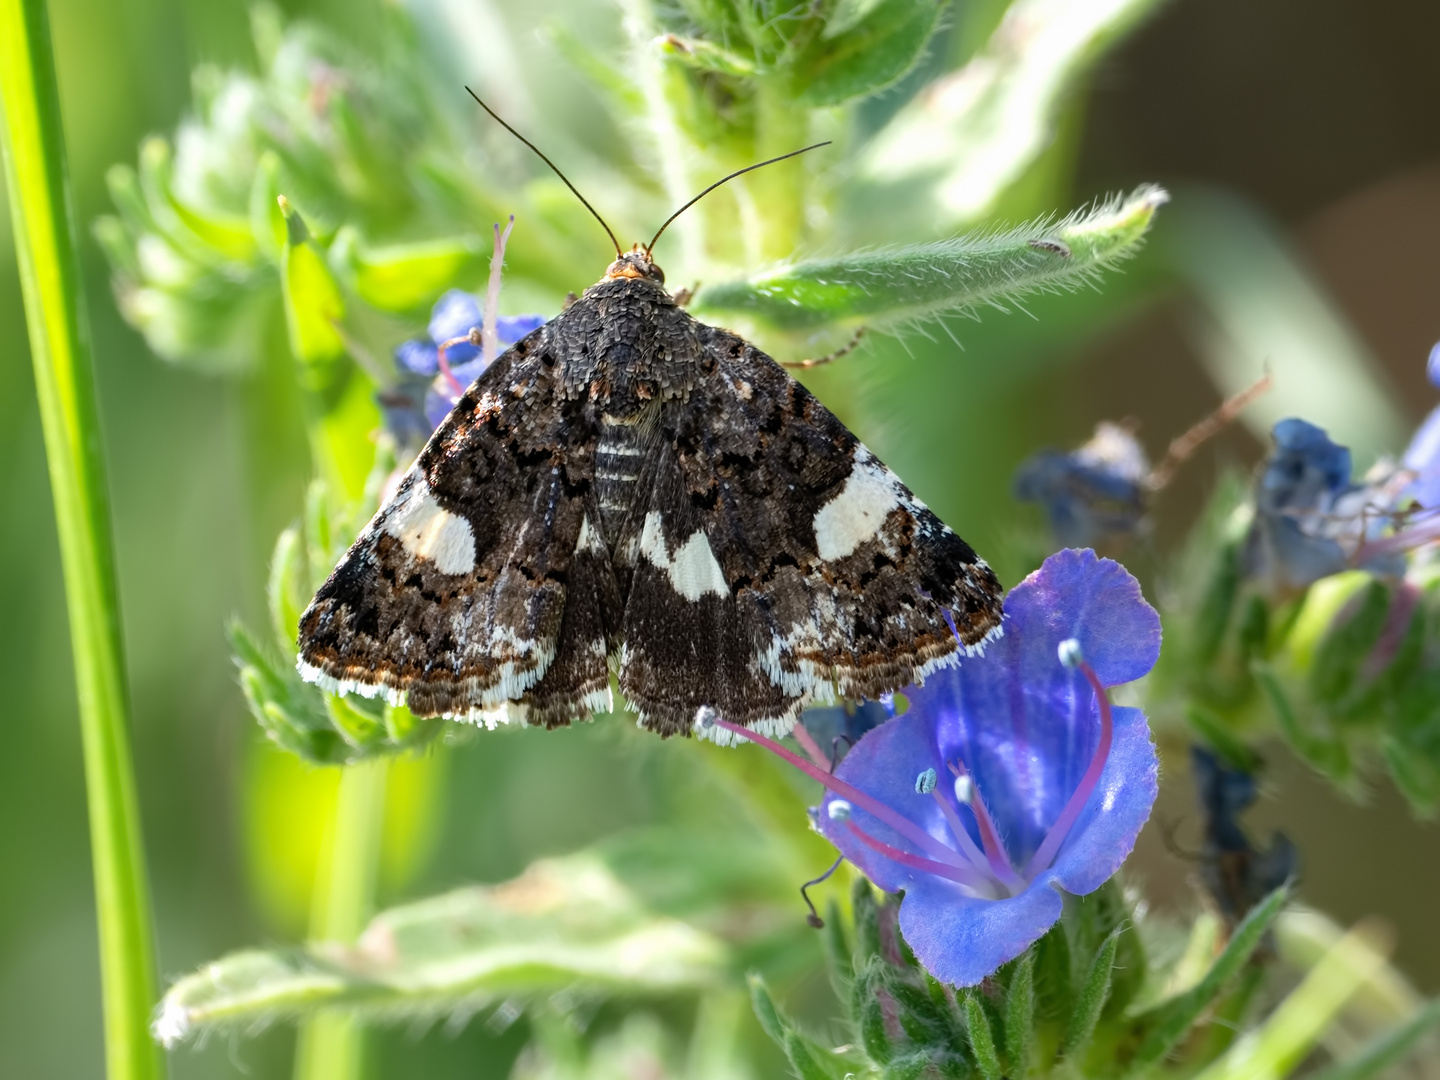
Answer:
[1038, 705, 1158, 895]
[428, 289, 484, 344]
[497, 313, 547, 343]
[1260, 419, 1352, 511]
[898, 876, 1063, 988]
[395, 339, 440, 376]
[1428, 342, 1440, 390]
[1404, 403, 1440, 510]
[817, 706, 955, 897]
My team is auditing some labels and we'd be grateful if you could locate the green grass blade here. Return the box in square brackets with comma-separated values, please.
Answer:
[1305, 998, 1440, 1080]
[692, 185, 1166, 331]
[1194, 921, 1393, 1080]
[1128, 886, 1288, 1072]
[0, 2, 164, 1077]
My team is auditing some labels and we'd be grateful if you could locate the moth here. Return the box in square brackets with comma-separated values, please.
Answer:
[297, 99, 1004, 741]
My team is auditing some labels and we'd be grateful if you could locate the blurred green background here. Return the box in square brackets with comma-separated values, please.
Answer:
[4, 0, 1440, 1075]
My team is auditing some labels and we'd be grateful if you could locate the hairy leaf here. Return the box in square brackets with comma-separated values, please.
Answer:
[693, 185, 1166, 331]
[153, 854, 726, 1046]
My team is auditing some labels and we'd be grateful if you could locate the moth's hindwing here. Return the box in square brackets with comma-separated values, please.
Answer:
[297, 332, 622, 727]
[614, 323, 1003, 739]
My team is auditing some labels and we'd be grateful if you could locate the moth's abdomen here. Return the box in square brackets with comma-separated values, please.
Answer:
[595, 422, 651, 549]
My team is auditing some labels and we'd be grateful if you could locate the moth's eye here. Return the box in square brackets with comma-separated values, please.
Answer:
[651, 265, 665, 284]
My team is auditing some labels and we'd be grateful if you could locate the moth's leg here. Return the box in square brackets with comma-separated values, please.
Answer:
[671, 282, 701, 308]
[562, 290, 580, 311]
[783, 326, 866, 370]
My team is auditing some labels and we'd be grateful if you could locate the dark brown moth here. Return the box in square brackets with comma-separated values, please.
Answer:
[296, 102, 1004, 742]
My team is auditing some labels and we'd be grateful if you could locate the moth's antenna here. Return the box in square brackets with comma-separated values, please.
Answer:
[646, 141, 831, 256]
[465, 87, 622, 259]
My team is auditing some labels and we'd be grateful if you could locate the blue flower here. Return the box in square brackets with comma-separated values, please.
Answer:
[709, 549, 1161, 987]
[387, 289, 547, 438]
[1401, 342, 1440, 512]
[1014, 422, 1149, 550]
[1243, 418, 1405, 592]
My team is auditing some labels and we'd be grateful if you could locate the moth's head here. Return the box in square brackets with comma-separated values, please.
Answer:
[605, 246, 666, 286]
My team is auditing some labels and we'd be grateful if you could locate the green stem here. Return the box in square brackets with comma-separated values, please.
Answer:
[0, 3, 163, 1078]
[294, 757, 389, 1080]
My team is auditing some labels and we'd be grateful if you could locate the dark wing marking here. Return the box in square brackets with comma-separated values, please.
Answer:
[297, 329, 623, 725]
[615, 325, 1004, 738]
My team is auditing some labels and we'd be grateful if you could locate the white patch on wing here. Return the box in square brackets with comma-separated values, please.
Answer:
[812, 449, 902, 561]
[382, 475, 476, 575]
[576, 514, 607, 555]
[637, 512, 728, 601]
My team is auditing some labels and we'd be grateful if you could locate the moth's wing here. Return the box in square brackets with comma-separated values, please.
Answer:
[616, 326, 1003, 738]
[298, 335, 622, 726]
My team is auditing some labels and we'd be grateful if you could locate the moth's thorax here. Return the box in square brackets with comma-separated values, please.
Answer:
[558, 275, 703, 422]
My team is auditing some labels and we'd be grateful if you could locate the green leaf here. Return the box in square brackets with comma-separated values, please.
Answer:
[1128, 886, 1288, 1072]
[854, 0, 1165, 224]
[329, 226, 487, 313]
[963, 992, 1002, 1080]
[790, 0, 944, 107]
[1004, 949, 1035, 1075]
[153, 853, 727, 1047]
[1063, 927, 1119, 1060]
[1305, 998, 1440, 1080]
[747, 975, 848, 1080]
[1254, 665, 1352, 783]
[278, 195, 347, 383]
[693, 185, 1166, 331]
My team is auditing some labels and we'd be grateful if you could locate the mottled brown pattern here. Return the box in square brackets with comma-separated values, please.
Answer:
[298, 251, 1003, 736]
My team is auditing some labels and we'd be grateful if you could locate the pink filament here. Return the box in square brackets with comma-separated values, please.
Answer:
[790, 722, 830, 769]
[845, 821, 990, 890]
[1025, 661, 1113, 879]
[948, 759, 1025, 891]
[435, 337, 467, 398]
[930, 788, 998, 880]
[712, 718, 972, 871]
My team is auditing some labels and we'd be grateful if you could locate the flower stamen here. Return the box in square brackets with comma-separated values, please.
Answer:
[711, 718, 974, 872]
[844, 821, 994, 893]
[434, 330, 476, 398]
[929, 788, 995, 880]
[947, 759, 1025, 891]
[1025, 659, 1114, 878]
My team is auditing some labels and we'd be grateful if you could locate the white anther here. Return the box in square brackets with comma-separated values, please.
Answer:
[827, 800, 853, 822]
[953, 775, 973, 804]
[1058, 638, 1084, 668]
